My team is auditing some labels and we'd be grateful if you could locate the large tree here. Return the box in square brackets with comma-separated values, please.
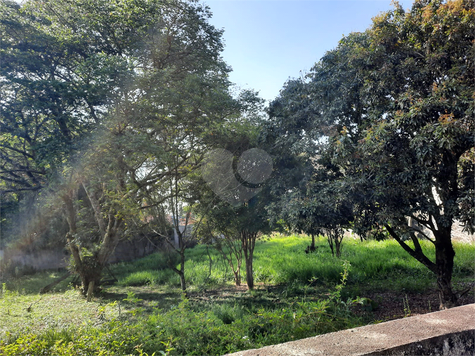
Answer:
[270, 0, 474, 308]
[1, 0, 241, 297]
[0, 0, 126, 247]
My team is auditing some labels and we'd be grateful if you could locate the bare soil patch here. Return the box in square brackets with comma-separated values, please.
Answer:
[354, 283, 475, 321]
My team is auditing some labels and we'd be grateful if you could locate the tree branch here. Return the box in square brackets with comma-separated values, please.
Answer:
[385, 224, 436, 273]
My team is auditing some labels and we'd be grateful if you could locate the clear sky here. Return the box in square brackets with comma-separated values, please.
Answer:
[205, 0, 415, 103]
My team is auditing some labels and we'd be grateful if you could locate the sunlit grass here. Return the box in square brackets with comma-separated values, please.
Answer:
[5, 234, 474, 297]
[0, 234, 473, 355]
[106, 233, 474, 299]
[0, 288, 113, 339]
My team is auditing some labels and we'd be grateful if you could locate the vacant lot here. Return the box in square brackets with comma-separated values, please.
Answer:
[1, 235, 474, 355]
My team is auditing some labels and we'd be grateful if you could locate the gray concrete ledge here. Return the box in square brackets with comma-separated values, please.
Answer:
[226, 304, 475, 356]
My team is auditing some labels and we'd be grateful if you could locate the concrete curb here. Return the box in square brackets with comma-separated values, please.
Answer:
[225, 304, 475, 356]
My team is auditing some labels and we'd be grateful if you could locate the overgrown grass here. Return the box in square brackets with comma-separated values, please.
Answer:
[1, 264, 361, 356]
[112, 234, 473, 295]
[7, 234, 472, 296]
[3, 270, 74, 294]
[1, 234, 474, 355]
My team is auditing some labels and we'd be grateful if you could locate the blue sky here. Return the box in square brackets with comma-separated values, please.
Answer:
[205, 0, 415, 103]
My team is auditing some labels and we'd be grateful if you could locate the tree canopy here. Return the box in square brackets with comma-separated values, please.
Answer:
[1, 0, 473, 308]
[0, 0, 246, 295]
[266, 0, 474, 307]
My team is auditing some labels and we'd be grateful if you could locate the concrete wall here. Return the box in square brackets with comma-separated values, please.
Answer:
[1, 237, 159, 273]
[370, 330, 474, 356]
[226, 304, 475, 356]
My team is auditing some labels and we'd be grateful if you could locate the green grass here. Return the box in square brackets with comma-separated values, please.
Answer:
[4, 270, 75, 294]
[1, 234, 474, 355]
[8, 234, 473, 296]
[0, 287, 115, 339]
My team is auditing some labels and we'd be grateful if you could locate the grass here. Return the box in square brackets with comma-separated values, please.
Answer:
[0, 234, 474, 355]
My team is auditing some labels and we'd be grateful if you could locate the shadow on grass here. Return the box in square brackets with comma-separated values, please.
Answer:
[3, 269, 74, 294]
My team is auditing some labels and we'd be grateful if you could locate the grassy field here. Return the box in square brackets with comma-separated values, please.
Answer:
[1, 234, 474, 355]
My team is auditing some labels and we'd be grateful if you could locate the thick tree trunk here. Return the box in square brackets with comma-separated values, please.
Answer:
[335, 237, 342, 258]
[385, 224, 458, 309]
[434, 228, 458, 309]
[310, 234, 316, 252]
[62, 189, 122, 299]
[86, 281, 95, 302]
[77, 255, 104, 298]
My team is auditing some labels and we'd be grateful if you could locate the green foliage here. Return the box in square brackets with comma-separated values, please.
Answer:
[111, 234, 474, 296]
[267, 0, 475, 306]
[1, 235, 474, 355]
[119, 270, 179, 287]
[0, 269, 361, 356]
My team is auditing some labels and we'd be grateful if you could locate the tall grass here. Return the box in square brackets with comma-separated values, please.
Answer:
[111, 234, 474, 295]
[6, 234, 473, 295]
[1, 264, 361, 356]
[1, 234, 473, 355]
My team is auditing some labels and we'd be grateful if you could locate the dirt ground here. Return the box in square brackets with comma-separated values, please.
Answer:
[359, 284, 474, 321]
[189, 281, 475, 324]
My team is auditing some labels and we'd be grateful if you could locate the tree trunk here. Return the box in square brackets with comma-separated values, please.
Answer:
[242, 230, 257, 290]
[327, 236, 334, 257]
[434, 228, 458, 309]
[179, 271, 186, 292]
[335, 235, 342, 258]
[76, 255, 104, 298]
[216, 238, 243, 286]
[62, 189, 122, 299]
[310, 234, 316, 252]
[245, 253, 254, 290]
[385, 224, 458, 309]
[179, 249, 187, 292]
[233, 271, 241, 286]
[86, 281, 95, 302]
[165, 237, 187, 294]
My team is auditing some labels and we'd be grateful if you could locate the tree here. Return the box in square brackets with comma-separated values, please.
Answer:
[263, 79, 320, 250]
[99, 0, 249, 294]
[274, 0, 474, 307]
[0, 0, 138, 292]
[59, 124, 137, 298]
[199, 194, 271, 290]
[197, 201, 245, 286]
[263, 77, 355, 257]
[279, 178, 353, 258]
[1, 0, 241, 297]
[0, 0, 135, 192]
[0, 0, 127, 249]
[196, 113, 273, 289]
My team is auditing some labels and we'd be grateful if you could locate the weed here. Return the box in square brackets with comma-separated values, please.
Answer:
[0, 234, 473, 355]
[403, 294, 411, 317]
